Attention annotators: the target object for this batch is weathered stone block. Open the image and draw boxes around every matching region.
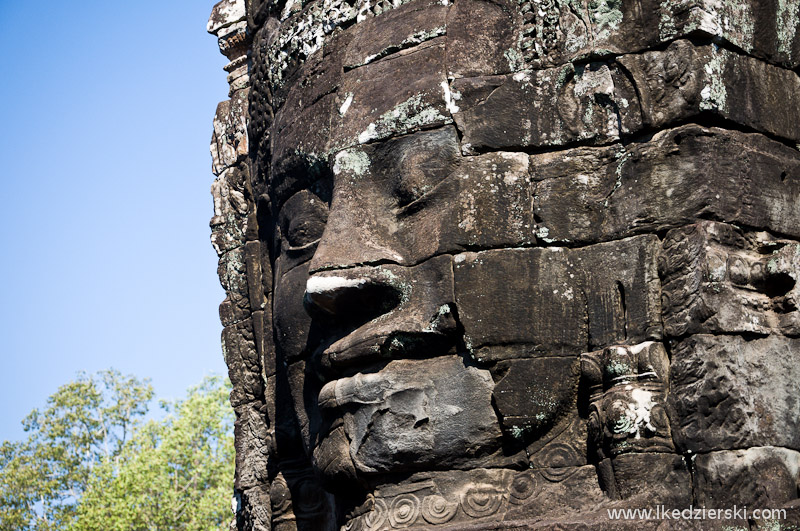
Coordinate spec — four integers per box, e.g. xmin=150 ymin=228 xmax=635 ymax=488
xmin=343 ymin=0 xmax=447 ymax=70
xmin=270 ymin=92 xmax=336 ymax=201
xmin=251 ymin=309 xmax=276 ymax=379
xmin=660 ymin=0 xmax=800 ymax=69
xmin=244 ymin=240 xmax=267 ymax=312
xmin=503 ymin=465 xmax=608 ymax=520
xmin=454 ymin=246 xmax=585 ymax=359
xmin=452 ymin=62 xmax=638 ymax=154
xmin=454 ymin=41 xmax=800 ymax=153
xmin=275 ymin=29 xmax=346 ymax=112
xmin=582 ymin=239 xmax=663 ymax=349
xmin=532 ymin=125 xmax=800 ymax=243
xmin=513 ymin=0 xmax=662 ymax=70
xmin=278 ymin=467 xmax=336 ymax=529
xmin=492 ymin=357 xmax=580 ymax=439
xmin=610 ymin=453 xmax=691 ymax=506
xmin=446 ymin=0 xmax=518 ymax=77
xmin=527 ymin=416 xmax=588 ymax=470
xmin=211 ymin=88 xmax=249 ymax=175
xmin=670 ymin=334 xmax=800 ymax=453
xmin=218 ymin=246 xmax=252 ymax=326
xmin=751 ymin=499 xmax=800 ymax=531
xmin=331 ymin=39 xmax=451 ymax=148
xmin=223 ymin=318 xmax=265 ymax=408
xmin=618 ymin=41 xmax=800 ymax=142
xmin=286 ymin=360 xmax=320 ymax=459
xmin=513 ymin=0 xmax=800 ymax=70
xmin=694 ymin=447 xmax=800 ymax=508
xmin=660 ymin=221 xmax=800 ymax=337
xmin=234 ymin=400 xmax=272 ymax=490
xmin=270 ymin=368 xmax=309 ymax=463
xmin=273 ymin=262 xmax=316 ymax=364
xmin=454 ymin=235 xmax=662 ymax=361
xmin=208 ymin=0 xmax=246 ymax=36
xmin=262 ymin=0 xmax=360 ymax=94
xmin=309 ymin=128 xmax=535 ymax=269
xmin=433 ymin=151 xmax=535 ymax=253
xmin=210 ymin=163 xmax=250 ymax=256
xmin=237 ymin=484 xmax=272 ymax=531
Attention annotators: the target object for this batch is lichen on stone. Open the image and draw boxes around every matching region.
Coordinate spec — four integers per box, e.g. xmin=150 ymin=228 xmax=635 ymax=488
xmin=357 ymin=92 xmax=450 ymax=144
xmin=699 ymin=46 xmax=728 ymax=112
xmin=776 ymin=0 xmax=799 ymax=57
xmin=333 ymin=148 xmax=371 ymax=176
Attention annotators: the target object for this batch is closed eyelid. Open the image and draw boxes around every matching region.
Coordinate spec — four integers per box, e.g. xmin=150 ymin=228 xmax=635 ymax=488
xmin=286 ymin=238 xmax=322 ymax=252
xmin=395 ymin=171 xmax=454 ymax=214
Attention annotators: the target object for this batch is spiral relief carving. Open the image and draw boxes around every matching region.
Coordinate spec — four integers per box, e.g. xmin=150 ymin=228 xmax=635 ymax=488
xmin=294 ymin=477 xmax=326 ymax=514
xmin=388 ymin=494 xmax=420 ymax=527
xmin=421 ymin=495 xmax=458 ymax=524
xmin=461 ymin=485 xmax=504 ymax=518
xmin=509 ymin=472 xmax=539 ymax=504
xmin=539 ymin=466 xmax=579 ymax=483
xmin=365 ymin=498 xmax=388 ymax=531
xmin=535 ymin=442 xmax=582 ymax=469
xmin=343 ymin=518 xmax=361 ymax=531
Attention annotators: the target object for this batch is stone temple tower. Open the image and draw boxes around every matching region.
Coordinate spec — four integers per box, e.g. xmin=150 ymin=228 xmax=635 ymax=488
xmin=208 ymin=0 xmax=800 ymax=529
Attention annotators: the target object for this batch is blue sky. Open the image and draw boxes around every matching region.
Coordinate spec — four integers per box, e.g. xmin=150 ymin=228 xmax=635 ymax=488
xmin=0 ymin=1 xmax=230 ymax=441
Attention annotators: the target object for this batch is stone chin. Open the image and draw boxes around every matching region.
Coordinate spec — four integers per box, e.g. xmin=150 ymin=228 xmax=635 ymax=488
xmin=312 ymin=356 xmax=503 ymax=484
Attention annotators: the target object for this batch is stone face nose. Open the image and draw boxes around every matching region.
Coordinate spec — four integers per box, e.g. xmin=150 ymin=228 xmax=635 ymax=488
xmin=305 ymin=275 xmax=368 ymax=315
xmin=307 ymin=206 xmax=406 ymax=273
xmin=306 ymin=257 xmax=458 ymax=376
xmin=303 ymin=270 xmax=404 ymax=326
xmin=308 ymin=146 xmax=408 ymax=273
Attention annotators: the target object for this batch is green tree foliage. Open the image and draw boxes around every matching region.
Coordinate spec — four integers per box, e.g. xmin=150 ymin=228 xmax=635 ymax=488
xmin=70 ymin=376 xmax=234 ymax=531
xmin=0 ymin=370 xmax=154 ymax=530
xmin=0 ymin=372 xmax=235 ymax=531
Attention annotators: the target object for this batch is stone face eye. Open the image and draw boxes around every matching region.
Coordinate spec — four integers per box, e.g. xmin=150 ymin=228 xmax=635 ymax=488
xmin=279 ymin=190 xmax=329 ymax=251
xmin=394 ymin=156 xmax=449 ymax=208
xmin=385 ymin=128 xmax=460 ymax=209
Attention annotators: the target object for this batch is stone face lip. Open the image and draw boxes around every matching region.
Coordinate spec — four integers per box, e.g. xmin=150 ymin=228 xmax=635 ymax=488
xmin=208 ymin=0 xmax=800 ymax=528
xmin=308 ymin=257 xmax=457 ymax=372
xmin=314 ymin=356 xmax=502 ymax=477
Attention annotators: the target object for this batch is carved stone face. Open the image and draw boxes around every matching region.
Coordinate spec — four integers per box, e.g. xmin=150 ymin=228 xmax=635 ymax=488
xmin=235 ymin=0 xmax=800 ymax=526
xmin=271 ymin=130 xmax=523 ymax=482
xmin=262 ymin=3 xmax=522 ymax=488
xmin=265 ymin=3 xmax=610 ymax=485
